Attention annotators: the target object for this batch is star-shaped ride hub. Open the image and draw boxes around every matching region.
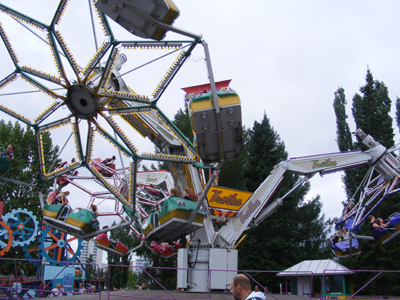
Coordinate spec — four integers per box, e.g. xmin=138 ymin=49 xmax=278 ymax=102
xmin=0 ymin=1 xmax=202 ymax=209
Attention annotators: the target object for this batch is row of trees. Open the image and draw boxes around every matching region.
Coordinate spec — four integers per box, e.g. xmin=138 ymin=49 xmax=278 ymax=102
xmin=333 ymin=69 xmax=400 ymax=295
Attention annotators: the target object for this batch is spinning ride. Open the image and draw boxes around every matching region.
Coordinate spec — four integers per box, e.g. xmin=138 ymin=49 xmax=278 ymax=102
xmin=0 ymin=0 xmax=229 ymax=249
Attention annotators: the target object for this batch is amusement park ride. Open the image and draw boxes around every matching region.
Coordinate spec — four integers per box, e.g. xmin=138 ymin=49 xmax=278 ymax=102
xmin=0 ymin=0 xmax=400 ymax=293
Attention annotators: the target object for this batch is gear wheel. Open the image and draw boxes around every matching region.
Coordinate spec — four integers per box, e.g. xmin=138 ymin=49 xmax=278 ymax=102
xmin=3 ymin=209 xmax=39 ymax=247
xmin=39 ymin=226 xmax=82 ymax=266
xmin=0 ymin=220 xmax=14 ymax=256
xmin=22 ymin=227 xmax=44 ymax=267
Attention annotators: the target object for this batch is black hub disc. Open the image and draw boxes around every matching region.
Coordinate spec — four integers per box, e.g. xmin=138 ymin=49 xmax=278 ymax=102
xmin=66 ymin=85 xmax=99 ymax=119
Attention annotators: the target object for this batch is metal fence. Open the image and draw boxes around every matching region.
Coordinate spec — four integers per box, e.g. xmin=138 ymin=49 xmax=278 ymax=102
xmin=0 ymin=257 xmax=398 ymax=300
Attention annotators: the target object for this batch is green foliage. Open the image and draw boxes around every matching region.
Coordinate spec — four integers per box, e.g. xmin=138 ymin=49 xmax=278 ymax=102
xmin=333 ymin=87 xmax=354 ymax=152
xmin=333 ymin=87 xmax=359 ymax=200
xmin=333 ymin=68 xmax=400 ymax=295
xmin=86 ymin=254 xmax=96 ymax=278
xmin=237 ymin=112 xmax=332 ymax=290
xmin=0 ymin=120 xmax=60 ymax=213
xmin=352 ymin=69 xmax=394 ymax=149
xmin=126 ymin=269 xmax=137 ymax=289
xmin=173 ymin=105 xmax=193 ymax=144
xmin=218 ymin=127 xmax=250 ymax=190
xmin=0 ymin=120 xmax=60 ymax=275
xmin=107 ymin=221 xmax=136 ymax=289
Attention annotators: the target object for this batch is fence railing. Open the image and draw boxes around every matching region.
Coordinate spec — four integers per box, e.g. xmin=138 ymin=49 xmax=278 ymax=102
xmin=0 ymin=257 xmax=398 ymax=300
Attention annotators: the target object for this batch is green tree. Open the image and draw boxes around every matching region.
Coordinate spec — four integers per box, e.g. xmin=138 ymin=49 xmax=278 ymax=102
xmin=333 ymin=87 xmax=358 ymax=200
xmin=172 ymin=105 xmax=193 ymax=144
xmin=0 ymin=120 xmax=60 ymax=275
xmin=352 ymin=69 xmax=394 ymax=149
xmin=86 ymin=254 xmax=96 ymax=278
xmin=107 ymin=221 xmax=136 ymax=289
xmin=218 ymin=127 xmax=250 ymax=190
xmin=237 ymin=113 xmax=331 ymax=290
xmin=126 ymin=268 xmax=137 ymax=289
xmin=0 ymin=120 xmax=60 ymax=213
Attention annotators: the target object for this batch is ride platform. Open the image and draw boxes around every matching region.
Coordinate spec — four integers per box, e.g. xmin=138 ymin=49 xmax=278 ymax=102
xmin=330 ymin=238 xmax=361 ymax=258
xmin=143 ymin=197 xmax=205 ymax=243
xmin=0 ymin=156 xmax=10 ymax=174
xmin=43 ymin=205 xmax=100 ymax=241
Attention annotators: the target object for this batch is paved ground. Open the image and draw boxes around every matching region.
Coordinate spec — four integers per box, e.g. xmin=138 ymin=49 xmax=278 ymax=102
xmin=58 ymin=290 xmax=313 ymax=300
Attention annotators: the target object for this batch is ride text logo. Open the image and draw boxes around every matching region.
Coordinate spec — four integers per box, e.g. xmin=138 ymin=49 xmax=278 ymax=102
xmin=311 ymin=158 xmax=337 ymax=169
xmin=208 ymin=190 xmax=243 ymax=206
xmin=238 ymin=199 xmax=261 ymax=224
xmin=206 ymin=187 xmax=253 ymax=211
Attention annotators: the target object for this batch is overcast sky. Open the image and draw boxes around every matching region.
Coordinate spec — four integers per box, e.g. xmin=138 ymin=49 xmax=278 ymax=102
xmin=1 ymin=0 xmax=400 ymax=260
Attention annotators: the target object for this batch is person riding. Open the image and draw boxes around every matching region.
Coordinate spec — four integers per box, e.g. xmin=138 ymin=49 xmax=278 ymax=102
xmin=342 ymin=227 xmax=349 ymax=240
xmin=183 ymin=188 xmax=198 ymax=202
xmin=68 ymin=158 xmax=78 ymax=175
xmin=87 ymin=204 xmax=99 ymax=218
xmin=331 ymin=231 xmax=343 ymax=244
xmin=376 ymin=217 xmax=396 ymax=231
xmin=367 ymin=215 xmax=395 ymax=232
xmin=343 ymin=201 xmax=355 ymax=217
xmin=0 ymin=144 xmax=15 ymax=161
xmin=102 ymin=156 xmax=116 ymax=166
xmin=169 ymin=187 xmax=182 ymax=198
xmin=53 ymin=191 xmax=70 ymax=205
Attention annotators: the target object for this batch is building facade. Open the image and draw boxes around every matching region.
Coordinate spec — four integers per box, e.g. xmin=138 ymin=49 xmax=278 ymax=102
xmin=79 ymin=239 xmax=103 ymax=270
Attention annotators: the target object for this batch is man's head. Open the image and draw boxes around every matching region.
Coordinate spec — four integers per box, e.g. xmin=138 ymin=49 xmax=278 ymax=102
xmin=230 ymin=274 xmax=252 ymax=300
xmin=6 ymin=144 xmax=15 ymax=153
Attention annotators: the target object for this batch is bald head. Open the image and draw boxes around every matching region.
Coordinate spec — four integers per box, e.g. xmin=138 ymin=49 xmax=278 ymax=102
xmin=231 ymin=274 xmax=252 ymax=300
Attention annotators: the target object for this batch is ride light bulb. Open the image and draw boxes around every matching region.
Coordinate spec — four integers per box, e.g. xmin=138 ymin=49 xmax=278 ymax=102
xmin=202 ymin=123 xmax=209 ymax=131
xmin=201 ymin=112 xmax=207 ymax=119
xmin=228 ymin=107 xmax=234 ymax=115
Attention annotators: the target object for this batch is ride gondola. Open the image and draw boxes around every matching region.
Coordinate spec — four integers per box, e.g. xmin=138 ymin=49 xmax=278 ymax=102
xmin=43 ymin=192 xmax=100 ymax=240
xmin=184 ymin=80 xmax=242 ymax=164
xmin=95 ymin=233 xmax=128 ymax=256
xmin=142 ymin=196 xmax=205 ymax=243
xmin=55 ymin=161 xmax=79 ymax=187
xmin=370 ymin=212 xmax=400 ymax=244
xmin=0 ymin=156 xmax=10 ymax=174
xmin=330 ymin=238 xmax=361 ymax=258
xmin=90 ymin=158 xmax=115 ymax=178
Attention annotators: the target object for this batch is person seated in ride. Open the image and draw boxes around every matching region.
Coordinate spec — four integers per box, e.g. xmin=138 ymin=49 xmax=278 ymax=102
xmin=183 ymin=188 xmax=198 ymax=202
xmin=367 ymin=215 xmax=392 ymax=232
xmin=102 ymin=156 xmax=116 ymax=167
xmin=331 ymin=230 xmax=343 ymax=245
xmin=101 ymin=156 xmax=116 ymax=175
xmin=68 ymin=158 xmax=78 ymax=176
xmin=0 ymin=144 xmax=15 ymax=161
xmin=87 ymin=204 xmax=99 ymax=218
xmin=342 ymin=226 xmax=349 ymax=240
xmin=53 ymin=191 xmax=70 ymax=205
xmin=169 ymin=187 xmax=182 ymax=198
xmin=343 ymin=201 xmax=355 ymax=217
xmin=376 ymin=217 xmax=396 ymax=231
